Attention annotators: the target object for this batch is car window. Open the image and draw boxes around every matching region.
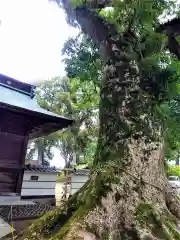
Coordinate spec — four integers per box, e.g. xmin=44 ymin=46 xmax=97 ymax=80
xmin=168 ymin=176 xmax=179 ymax=181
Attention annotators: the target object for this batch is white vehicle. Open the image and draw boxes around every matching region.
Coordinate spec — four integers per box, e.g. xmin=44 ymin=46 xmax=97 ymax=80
xmin=168 ymin=176 xmax=180 ymax=189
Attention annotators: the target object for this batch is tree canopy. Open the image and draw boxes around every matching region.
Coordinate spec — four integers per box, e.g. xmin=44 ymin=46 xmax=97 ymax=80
xmin=32 ymin=75 xmax=99 ymax=167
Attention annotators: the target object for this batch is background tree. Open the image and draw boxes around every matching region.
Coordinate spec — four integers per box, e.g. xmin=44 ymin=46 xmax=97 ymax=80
xmin=26 ymin=33 xmax=102 ymax=168
xmin=19 ymin=1 xmax=180 ymax=239
xmin=26 ymin=138 xmax=54 ymax=166
xmin=62 ymin=33 xmax=102 ymax=87
xmin=36 ymin=76 xmax=99 ymax=167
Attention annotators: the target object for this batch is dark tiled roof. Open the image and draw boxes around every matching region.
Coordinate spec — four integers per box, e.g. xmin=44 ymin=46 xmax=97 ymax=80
xmin=24 ymin=164 xmax=60 ymax=173
xmin=0 ymin=74 xmax=72 ymax=121
xmin=73 ymin=168 xmax=90 ymax=176
xmin=0 ymin=73 xmax=36 ymax=98
xmin=0 ymin=203 xmax=55 ymax=221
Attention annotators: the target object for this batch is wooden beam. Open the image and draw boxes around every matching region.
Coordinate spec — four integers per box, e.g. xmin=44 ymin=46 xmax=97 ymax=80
xmin=16 ymin=136 xmax=29 ymax=194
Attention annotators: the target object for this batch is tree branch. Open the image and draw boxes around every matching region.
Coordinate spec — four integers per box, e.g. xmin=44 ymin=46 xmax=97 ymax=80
xmin=74 ymin=6 xmax=116 ymax=46
xmin=159 ymin=98 xmax=180 ymax=104
xmin=51 ymin=0 xmax=111 ymax=10
xmin=51 ymin=0 xmax=118 ymax=56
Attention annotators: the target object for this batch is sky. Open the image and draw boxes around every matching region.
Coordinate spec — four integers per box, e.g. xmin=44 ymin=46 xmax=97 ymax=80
xmin=0 ymin=0 xmax=78 ymax=84
xmin=0 ymin=0 xmax=78 ymax=167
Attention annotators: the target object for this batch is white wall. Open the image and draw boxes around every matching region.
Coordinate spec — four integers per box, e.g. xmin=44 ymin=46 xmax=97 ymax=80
xmin=21 ymin=171 xmax=57 ymax=197
xmin=71 ymin=175 xmax=89 ymax=195
xmin=23 ymin=172 xmax=56 ymax=181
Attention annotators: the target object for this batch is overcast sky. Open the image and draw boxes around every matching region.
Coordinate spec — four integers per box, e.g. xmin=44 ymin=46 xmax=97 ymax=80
xmin=0 ymin=0 xmax=79 ymax=167
xmin=0 ymin=0 xmax=78 ymax=84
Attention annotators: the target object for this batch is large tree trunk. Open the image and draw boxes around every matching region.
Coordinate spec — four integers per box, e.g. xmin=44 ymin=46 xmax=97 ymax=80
xmin=17 ymin=43 xmax=180 ymax=240
xmin=16 ymin=3 xmax=180 ymax=240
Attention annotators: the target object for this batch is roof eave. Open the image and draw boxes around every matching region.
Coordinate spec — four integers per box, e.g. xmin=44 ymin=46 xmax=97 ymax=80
xmin=29 ymin=121 xmax=73 ymax=139
xmin=0 ymin=101 xmax=74 ymax=138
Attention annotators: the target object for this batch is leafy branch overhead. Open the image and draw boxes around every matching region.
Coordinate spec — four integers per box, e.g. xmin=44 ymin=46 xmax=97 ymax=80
xmin=54 ymin=0 xmax=180 ymax=103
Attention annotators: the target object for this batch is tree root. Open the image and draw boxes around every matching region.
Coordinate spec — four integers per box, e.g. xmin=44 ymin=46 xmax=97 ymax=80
xmin=15 ymin=179 xmax=91 ymax=240
xmin=16 ymin=172 xmax=180 ymax=240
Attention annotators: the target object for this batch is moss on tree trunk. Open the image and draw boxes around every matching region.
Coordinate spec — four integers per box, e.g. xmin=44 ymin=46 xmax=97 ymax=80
xmin=16 ymin=38 xmax=180 ymax=239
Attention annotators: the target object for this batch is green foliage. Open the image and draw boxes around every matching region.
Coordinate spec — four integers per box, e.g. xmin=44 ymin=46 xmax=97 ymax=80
xmin=164 ymin=103 xmax=180 ymax=160
xmin=101 ymin=0 xmax=177 ymax=31
xmin=61 ymin=33 xmax=103 ymax=167
xmin=168 ymin=165 xmax=180 ymax=177
xmin=153 ymin=60 xmax=180 ymax=159
xmin=36 ymin=76 xmax=99 ymax=167
xmin=83 ymin=140 xmax=97 ymax=167
xmin=62 ymin=34 xmax=102 ymax=86
xmin=26 ymin=137 xmax=54 ymax=166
